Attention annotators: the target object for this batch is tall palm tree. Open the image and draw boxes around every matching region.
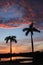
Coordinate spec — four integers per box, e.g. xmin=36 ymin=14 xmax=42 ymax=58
xmin=23 ymin=22 xmax=40 ymax=52
xmin=5 ymin=36 xmax=17 ymax=61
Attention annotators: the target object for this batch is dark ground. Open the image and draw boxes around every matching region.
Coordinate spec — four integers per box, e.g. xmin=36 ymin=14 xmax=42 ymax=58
xmin=0 ymin=51 xmax=43 ymax=65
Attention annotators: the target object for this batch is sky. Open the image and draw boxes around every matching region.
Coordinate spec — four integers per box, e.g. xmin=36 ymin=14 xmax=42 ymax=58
xmin=0 ymin=0 xmax=43 ymax=53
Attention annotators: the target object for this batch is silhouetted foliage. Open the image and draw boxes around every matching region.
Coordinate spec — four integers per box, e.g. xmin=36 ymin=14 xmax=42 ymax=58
xmin=23 ymin=22 xmax=40 ymax=52
xmin=5 ymin=36 xmax=17 ymax=43
xmin=5 ymin=36 xmax=17 ymax=61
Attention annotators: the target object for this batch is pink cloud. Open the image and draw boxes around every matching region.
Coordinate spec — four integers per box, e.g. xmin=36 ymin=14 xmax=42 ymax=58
xmin=0 ymin=21 xmax=32 ymax=29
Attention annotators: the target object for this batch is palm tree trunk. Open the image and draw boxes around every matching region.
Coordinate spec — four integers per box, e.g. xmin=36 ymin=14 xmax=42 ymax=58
xmin=31 ymin=33 xmax=34 ymax=52
xmin=10 ymin=42 xmax=12 ymax=61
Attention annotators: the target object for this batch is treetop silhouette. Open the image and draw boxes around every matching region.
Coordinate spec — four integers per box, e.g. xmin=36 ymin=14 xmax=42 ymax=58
xmin=5 ymin=35 xmax=17 ymax=61
xmin=23 ymin=22 xmax=40 ymax=52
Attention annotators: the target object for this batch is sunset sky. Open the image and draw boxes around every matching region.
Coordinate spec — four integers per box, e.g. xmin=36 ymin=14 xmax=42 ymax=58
xmin=0 ymin=0 xmax=43 ymax=53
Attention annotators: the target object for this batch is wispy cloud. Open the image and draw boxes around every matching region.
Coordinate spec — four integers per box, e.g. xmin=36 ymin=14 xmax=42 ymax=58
xmin=0 ymin=0 xmax=43 ymax=29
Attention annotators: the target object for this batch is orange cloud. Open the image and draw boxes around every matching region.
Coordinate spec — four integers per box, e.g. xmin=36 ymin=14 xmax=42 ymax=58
xmin=0 ymin=20 xmax=32 ymax=29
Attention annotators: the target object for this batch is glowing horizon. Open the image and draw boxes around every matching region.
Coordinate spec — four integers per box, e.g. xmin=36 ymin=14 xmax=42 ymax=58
xmin=0 ymin=40 xmax=43 ymax=54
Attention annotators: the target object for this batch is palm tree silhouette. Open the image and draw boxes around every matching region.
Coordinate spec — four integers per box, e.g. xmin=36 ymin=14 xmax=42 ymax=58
xmin=5 ymin=36 xmax=17 ymax=61
xmin=23 ymin=22 xmax=40 ymax=52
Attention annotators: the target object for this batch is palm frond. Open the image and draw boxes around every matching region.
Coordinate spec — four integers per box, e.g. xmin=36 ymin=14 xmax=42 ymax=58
xmin=33 ymin=27 xmax=40 ymax=33
xmin=23 ymin=28 xmax=29 ymax=32
xmin=5 ymin=36 xmax=10 ymax=43
xmin=25 ymin=30 xmax=29 ymax=36
xmin=13 ymin=39 xmax=17 ymax=43
xmin=6 ymin=40 xmax=8 ymax=43
xmin=4 ymin=37 xmax=8 ymax=40
xmin=9 ymin=36 xmax=11 ymax=39
xmin=12 ymin=36 xmax=16 ymax=38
